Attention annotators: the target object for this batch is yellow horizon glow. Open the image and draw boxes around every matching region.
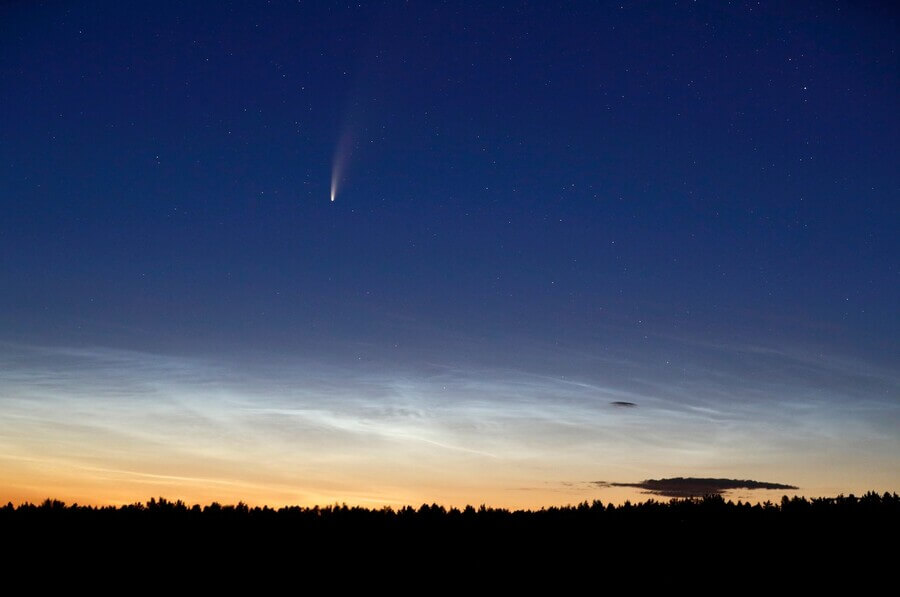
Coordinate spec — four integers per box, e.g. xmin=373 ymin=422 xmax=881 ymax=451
xmin=1 ymin=448 xmax=890 ymax=510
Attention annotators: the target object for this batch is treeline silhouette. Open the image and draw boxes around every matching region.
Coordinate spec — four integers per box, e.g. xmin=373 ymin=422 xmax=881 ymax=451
xmin=5 ymin=492 xmax=897 ymax=579
xmin=6 ymin=490 xmax=898 ymax=522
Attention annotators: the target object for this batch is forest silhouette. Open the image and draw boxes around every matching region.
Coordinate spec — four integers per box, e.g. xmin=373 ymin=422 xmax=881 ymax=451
xmin=6 ymin=492 xmax=898 ymax=543
xmin=5 ymin=492 xmax=897 ymax=579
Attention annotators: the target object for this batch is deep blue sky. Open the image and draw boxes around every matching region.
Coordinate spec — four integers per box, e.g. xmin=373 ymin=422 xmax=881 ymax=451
xmin=1 ymin=1 xmax=897 ymax=506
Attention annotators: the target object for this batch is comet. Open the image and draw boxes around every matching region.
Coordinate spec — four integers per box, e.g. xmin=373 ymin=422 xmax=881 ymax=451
xmin=330 ymin=128 xmax=353 ymax=202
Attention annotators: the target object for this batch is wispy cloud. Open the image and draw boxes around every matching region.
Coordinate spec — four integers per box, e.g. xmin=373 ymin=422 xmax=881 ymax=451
xmin=0 ymin=335 xmax=897 ymax=506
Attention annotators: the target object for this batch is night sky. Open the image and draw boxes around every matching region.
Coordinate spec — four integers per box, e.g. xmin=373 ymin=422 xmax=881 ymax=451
xmin=1 ymin=1 xmax=897 ymax=507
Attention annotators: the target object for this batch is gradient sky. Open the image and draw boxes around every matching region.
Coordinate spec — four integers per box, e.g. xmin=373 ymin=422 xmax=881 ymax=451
xmin=1 ymin=1 xmax=897 ymax=508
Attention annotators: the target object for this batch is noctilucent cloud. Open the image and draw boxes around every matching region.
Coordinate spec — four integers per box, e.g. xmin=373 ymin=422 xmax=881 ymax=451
xmin=1 ymin=1 xmax=897 ymax=507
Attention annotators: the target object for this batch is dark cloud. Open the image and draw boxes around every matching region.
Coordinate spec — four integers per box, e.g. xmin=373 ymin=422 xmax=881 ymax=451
xmin=596 ymin=477 xmax=798 ymax=498
xmin=609 ymin=401 xmax=637 ymax=408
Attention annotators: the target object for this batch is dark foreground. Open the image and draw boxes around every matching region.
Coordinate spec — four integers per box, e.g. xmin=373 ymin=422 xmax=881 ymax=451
xmin=3 ymin=492 xmax=897 ymax=584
